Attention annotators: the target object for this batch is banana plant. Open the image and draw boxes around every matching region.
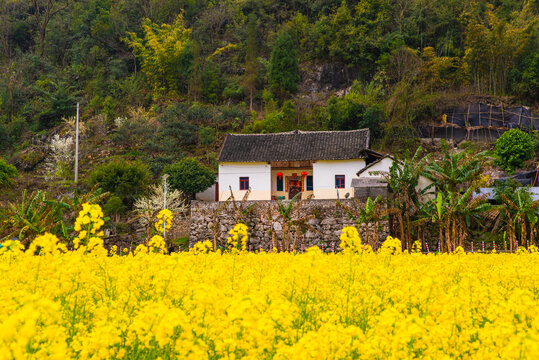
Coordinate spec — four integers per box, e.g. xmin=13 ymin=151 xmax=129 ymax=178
xmin=272 ymin=192 xmax=319 ymax=251
xmin=429 ymin=187 xmax=491 ymax=252
xmin=371 ymin=147 xmax=430 ymax=249
xmin=337 ymin=195 xmax=395 ymax=248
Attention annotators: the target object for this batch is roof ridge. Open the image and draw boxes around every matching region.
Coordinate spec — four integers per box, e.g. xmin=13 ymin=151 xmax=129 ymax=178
xmin=228 ymin=128 xmax=370 ymax=136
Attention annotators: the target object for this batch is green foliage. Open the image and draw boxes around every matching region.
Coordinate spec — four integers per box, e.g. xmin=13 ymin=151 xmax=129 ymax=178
xmin=325 ymin=88 xmax=384 ymax=136
xmin=145 ymin=104 xmax=198 ymax=155
xmin=424 ymin=141 xmax=487 ymax=194
xmin=198 ymin=126 xmax=216 ymax=146
xmin=164 ymin=158 xmax=215 ymax=197
xmin=0 ymin=158 xmax=17 ymax=188
xmin=126 ymin=14 xmax=192 ymax=95
xmin=87 ymin=161 xmax=151 ymax=206
xmin=495 ymin=129 xmax=534 ymax=174
xmin=268 ymin=29 xmax=299 ymax=97
xmin=510 ymin=50 xmax=539 ymax=103
xmin=103 ymin=196 xmax=127 ymax=217
xmin=0 ymin=190 xmax=69 ymax=244
xmin=0 ymin=0 xmax=537 ymax=158
xmin=0 ymin=187 xmax=107 ymax=244
xmin=243 ymin=100 xmax=296 ymax=133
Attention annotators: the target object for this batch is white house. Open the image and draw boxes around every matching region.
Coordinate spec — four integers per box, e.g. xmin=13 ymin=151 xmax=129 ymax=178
xmin=217 ymin=129 xmax=371 ymax=201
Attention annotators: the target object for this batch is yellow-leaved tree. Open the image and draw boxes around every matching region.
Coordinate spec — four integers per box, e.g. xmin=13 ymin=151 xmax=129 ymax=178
xmin=126 ymin=14 xmax=192 ymax=95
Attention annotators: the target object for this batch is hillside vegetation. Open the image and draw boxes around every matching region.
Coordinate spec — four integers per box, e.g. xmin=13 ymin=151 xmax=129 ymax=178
xmin=0 ymin=0 xmax=537 ymax=198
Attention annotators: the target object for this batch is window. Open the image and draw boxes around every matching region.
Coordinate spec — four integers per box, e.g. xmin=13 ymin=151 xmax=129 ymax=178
xmin=335 ymin=175 xmax=345 ymax=189
xmin=276 ymin=176 xmax=283 ymax=191
xmin=306 ymin=175 xmax=313 ymax=191
xmin=239 ymin=177 xmax=249 ymax=190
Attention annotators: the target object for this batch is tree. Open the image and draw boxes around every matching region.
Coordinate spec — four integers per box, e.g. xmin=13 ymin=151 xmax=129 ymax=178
xmin=133 ymin=184 xmax=187 ymax=242
xmin=164 ymin=158 xmax=215 ymax=199
xmin=0 ymin=157 xmax=17 ymax=188
xmin=424 ymin=141 xmax=487 ymax=194
xmin=126 ymin=14 xmax=192 ymax=94
xmin=371 ymin=147 xmax=430 ymax=249
xmin=268 ymin=29 xmax=300 ymax=97
xmin=337 ymin=195 xmax=394 ymax=249
xmin=494 ymin=181 xmax=539 ymax=251
xmin=30 ymin=0 xmax=74 ymax=55
xmin=243 ymin=14 xmax=258 ymax=111
xmin=87 ymin=161 xmax=151 ymax=207
xmin=429 ymin=186 xmax=490 ymax=252
xmin=495 ymin=129 xmax=534 ymax=174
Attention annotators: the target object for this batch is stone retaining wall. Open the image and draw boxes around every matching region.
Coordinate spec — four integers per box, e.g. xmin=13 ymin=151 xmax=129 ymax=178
xmin=189 ymin=199 xmax=389 ymax=251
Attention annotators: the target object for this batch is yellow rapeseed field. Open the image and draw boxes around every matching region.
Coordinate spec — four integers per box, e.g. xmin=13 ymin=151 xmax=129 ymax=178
xmin=1 ymin=206 xmax=539 ymax=359
xmin=1 ymin=245 xmax=539 ymax=359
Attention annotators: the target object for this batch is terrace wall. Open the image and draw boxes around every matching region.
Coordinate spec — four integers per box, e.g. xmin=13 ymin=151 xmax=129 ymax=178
xmin=189 ymin=199 xmax=389 ymax=251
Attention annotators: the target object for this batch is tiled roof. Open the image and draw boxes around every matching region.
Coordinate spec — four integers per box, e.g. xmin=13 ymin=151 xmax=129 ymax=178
xmin=218 ymin=129 xmax=370 ymax=162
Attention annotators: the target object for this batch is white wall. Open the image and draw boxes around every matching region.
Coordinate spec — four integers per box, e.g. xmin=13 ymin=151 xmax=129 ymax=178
xmin=218 ymin=162 xmax=271 ymax=200
xmin=195 ymin=183 xmax=216 ymax=201
xmin=357 ymin=157 xmax=394 ymax=178
xmin=313 ymin=159 xmax=365 ymax=199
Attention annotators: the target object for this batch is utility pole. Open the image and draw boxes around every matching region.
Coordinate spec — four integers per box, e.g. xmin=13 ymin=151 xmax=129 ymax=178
xmin=74 ymin=102 xmax=79 ymax=184
xmin=163 ymin=174 xmax=169 ymax=241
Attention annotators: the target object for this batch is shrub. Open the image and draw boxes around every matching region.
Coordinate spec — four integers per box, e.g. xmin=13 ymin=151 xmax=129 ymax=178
xmin=198 ymin=127 xmax=216 ymax=145
xmin=103 ymin=196 xmax=127 ymax=221
xmin=164 ymin=158 xmax=215 ymax=198
xmin=87 ymin=161 xmax=151 ymax=206
xmin=495 ymin=129 xmax=534 ymax=174
xmin=0 ymin=158 xmax=18 ymax=187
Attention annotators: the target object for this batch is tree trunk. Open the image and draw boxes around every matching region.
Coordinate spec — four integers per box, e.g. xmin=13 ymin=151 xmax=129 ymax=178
xmin=521 ymin=220 xmax=526 ymax=247
xmin=398 ymin=212 xmax=405 ymax=248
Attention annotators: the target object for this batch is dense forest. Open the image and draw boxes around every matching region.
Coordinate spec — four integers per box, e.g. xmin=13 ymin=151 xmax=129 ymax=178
xmin=0 ymin=0 xmax=538 ymax=177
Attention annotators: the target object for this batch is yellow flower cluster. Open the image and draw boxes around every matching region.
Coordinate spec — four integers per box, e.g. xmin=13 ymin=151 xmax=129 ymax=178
xmin=74 ymin=203 xmax=104 ymax=233
xmin=190 ymin=239 xmax=213 ymax=254
xmin=155 ymin=209 xmax=173 ymax=233
xmin=411 ymin=240 xmax=422 ymax=253
xmin=0 ymin=239 xmax=24 ymax=256
xmin=378 ymin=235 xmax=402 ymax=255
xmin=27 ymin=232 xmax=68 ymax=255
xmin=72 ymin=203 xmax=105 ymax=252
xmin=339 ymin=226 xmax=373 ymax=253
xmin=453 ymin=245 xmax=466 ymax=255
xmin=227 ymin=223 xmax=248 ymax=251
xmin=1 ymin=245 xmax=539 ymax=359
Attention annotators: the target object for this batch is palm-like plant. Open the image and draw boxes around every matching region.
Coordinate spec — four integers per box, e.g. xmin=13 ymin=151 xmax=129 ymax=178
xmin=495 ymin=186 xmax=539 ymax=251
xmin=424 ymin=142 xmax=487 ymax=194
xmin=337 ymin=196 xmax=395 ymax=249
xmin=371 ymin=147 xmax=430 ymax=249
xmin=227 ymin=186 xmax=257 ymax=225
xmin=431 ymin=187 xmax=491 ymax=252
xmin=271 ymin=193 xmax=319 ymax=251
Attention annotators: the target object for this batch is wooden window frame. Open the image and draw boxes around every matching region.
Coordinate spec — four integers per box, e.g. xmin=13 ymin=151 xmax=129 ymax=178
xmin=306 ymin=175 xmax=313 ymax=191
xmin=335 ymin=175 xmax=345 ymax=189
xmin=276 ymin=176 xmax=283 ymax=191
xmin=239 ymin=177 xmax=249 ymax=190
